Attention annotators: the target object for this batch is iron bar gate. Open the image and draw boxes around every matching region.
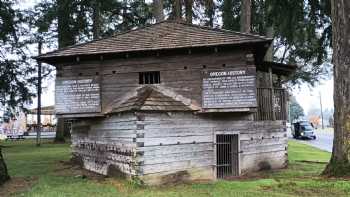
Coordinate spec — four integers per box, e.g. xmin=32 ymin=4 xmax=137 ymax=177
xmin=216 ymin=134 xmax=239 ymax=179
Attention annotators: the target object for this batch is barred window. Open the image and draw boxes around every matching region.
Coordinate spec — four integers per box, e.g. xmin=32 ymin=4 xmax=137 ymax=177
xmin=139 ymin=71 xmax=161 ymax=84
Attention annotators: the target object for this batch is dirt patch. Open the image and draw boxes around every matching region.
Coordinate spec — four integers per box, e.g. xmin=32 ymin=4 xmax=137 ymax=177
xmin=319 ymin=175 xmax=350 ymax=181
xmin=296 ymin=160 xmax=328 ymax=164
xmin=160 ymin=171 xmax=191 ymax=185
xmin=106 ymin=179 xmax=129 ymax=193
xmin=0 ymin=177 xmax=37 ymax=197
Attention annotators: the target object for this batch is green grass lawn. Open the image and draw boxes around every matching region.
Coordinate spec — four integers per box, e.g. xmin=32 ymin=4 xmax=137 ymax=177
xmin=1 ymin=139 xmax=349 ymax=197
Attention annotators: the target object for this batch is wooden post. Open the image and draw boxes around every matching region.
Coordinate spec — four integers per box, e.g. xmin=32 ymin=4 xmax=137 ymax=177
xmin=286 ymin=90 xmax=290 ymax=122
xmin=269 ymin=67 xmax=276 ymax=121
xmin=36 ymin=41 xmax=42 ymax=147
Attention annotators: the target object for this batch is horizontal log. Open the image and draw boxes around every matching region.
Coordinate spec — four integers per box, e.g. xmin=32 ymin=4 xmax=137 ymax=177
xmin=241 ymin=144 xmax=287 ymax=155
xmin=240 ymin=137 xmax=288 ymax=148
xmin=138 ymin=150 xmax=214 ymax=165
xmin=140 ymin=157 xmax=214 ymax=174
xmin=137 ymin=143 xmax=213 ymax=156
xmin=137 ymin=135 xmax=213 ymax=146
xmin=140 ymin=166 xmax=214 ymax=185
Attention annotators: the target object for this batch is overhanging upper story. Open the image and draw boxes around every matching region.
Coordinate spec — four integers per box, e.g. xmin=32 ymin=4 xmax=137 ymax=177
xmin=35 ymin=20 xmax=297 ymax=119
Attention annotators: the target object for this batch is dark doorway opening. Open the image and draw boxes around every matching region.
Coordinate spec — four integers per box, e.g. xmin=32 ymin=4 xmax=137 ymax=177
xmin=216 ymin=134 xmax=239 ymax=179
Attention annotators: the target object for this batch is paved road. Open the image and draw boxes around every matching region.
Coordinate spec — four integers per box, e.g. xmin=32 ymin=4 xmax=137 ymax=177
xmin=289 ymin=130 xmax=333 ymax=152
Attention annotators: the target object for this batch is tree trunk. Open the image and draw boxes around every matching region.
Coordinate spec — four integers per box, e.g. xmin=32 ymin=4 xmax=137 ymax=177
xmin=205 ymin=0 xmax=215 ymax=27
xmin=92 ymin=0 xmax=101 ymax=39
xmin=323 ymin=0 xmax=350 ymax=176
xmin=240 ymin=0 xmax=251 ymax=32
xmin=222 ymin=0 xmax=235 ymax=30
xmin=153 ymin=0 xmax=164 ymax=22
xmin=121 ymin=0 xmax=128 ymax=31
xmin=173 ymin=0 xmax=182 ymax=21
xmin=55 ymin=0 xmax=75 ymax=142
xmin=258 ymin=3 xmax=274 ymax=88
xmin=0 ymin=147 xmax=10 ymax=185
xmin=57 ymin=0 xmax=75 ymax=48
xmin=56 ymin=0 xmax=75 ymax=142
xmin=184 ymin=0 xmax=193 ymax=24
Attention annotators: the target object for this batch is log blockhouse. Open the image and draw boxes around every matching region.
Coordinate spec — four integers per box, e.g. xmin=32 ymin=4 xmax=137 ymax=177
xmin=36 ymin=21 xmax=296 ymax=185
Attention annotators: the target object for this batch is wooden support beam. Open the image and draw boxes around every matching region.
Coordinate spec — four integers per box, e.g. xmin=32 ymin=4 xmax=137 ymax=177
xmin=269 ymin=66 xmax=276 ymax=121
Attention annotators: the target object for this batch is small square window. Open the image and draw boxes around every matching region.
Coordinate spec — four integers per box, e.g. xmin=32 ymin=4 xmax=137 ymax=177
xmin=139 ymin=71 xmax=161 ymax=84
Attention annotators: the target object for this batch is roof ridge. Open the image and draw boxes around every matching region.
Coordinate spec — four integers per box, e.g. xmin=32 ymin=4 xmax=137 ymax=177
xmin=165 ymin=20 xmax=272 ymax=40
xmin=135 ymin=86 xmax=154 ymax=108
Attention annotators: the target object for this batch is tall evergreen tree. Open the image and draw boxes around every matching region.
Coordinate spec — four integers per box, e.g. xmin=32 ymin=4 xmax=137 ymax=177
xmin=259 ymin=0 xmax=331 ymax=86
xmin=221 ymin=0 xmax=241 ymax=30
xmin=55 ymin=0 xmax=77 ymax=142
xmin=221 ymin=0 xmax=332 ymax=86
xmin=323 ymin=0 xmax=350 ymax=176
xmin=57 ymin=0 xmax=76 ymax=48
xmin=0 ymin=0 xmax=36 ymax=184
xmin=0 ymin=0 xmax=35 ymax=119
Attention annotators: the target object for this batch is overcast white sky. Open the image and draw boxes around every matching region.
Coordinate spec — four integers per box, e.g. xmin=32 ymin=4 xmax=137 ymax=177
xmin=293 ymin=78 xmax=333 ymax=113
xmin=23 ymin=0 xmax=334 ymax=114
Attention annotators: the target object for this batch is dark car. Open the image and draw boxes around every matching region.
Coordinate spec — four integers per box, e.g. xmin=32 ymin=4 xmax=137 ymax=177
xmin=292 ymin=121 xmax=316 ymax=140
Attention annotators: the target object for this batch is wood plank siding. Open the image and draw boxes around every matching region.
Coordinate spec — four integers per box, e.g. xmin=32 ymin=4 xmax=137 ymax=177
xmin=71 ymin=112 xmax=287 ymax=185
xmin=71 ymin=113 xmax=138 ymax=177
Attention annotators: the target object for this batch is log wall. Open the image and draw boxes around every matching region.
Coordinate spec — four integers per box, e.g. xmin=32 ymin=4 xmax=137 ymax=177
xmin=71 ymin=113 xmax=138 ymax=177
xmin=134 ymin=112 xmax=287 ymax=185
xmin=56 ymin=50 xmax=250 ymax=113
xmin=71 ymin=111 xmax=287 ymax=185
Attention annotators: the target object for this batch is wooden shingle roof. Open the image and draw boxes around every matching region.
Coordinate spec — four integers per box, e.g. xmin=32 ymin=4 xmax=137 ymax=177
xmin=108 ymin=85 xmax=199 ymax=113
xmin=37 ymin=20 xmax=272 ymax=61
